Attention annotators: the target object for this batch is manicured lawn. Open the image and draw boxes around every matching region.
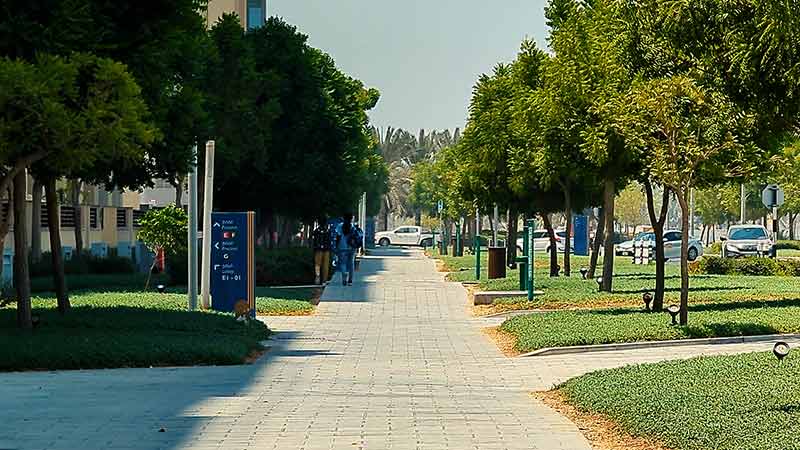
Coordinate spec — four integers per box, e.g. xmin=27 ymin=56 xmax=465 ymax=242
xmin=1 ymin=291 xmax=270 ymax=371
xmin=500 ymin=299 xmax=800 ymax=352
xmin=255 ymin=287 xmax=317 ymax=315
xmin=432 ymin=251 xmax=800 ymax=309
xmin=559 ymin=351 xmax=800 ymax=450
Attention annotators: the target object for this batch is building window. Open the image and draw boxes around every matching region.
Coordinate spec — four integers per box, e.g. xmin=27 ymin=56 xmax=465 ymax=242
xmin=117 ymin=208 xmax=128 ymax=228
xmin=132 ymin=209 xmax=146 ymax=228
xmin=61 ymin=207 xmax=76 ymax=228
xmin=247 ymin=0 xmax=265 ymax=30
xmin=90 ymin=207 xmax=101 ymax=229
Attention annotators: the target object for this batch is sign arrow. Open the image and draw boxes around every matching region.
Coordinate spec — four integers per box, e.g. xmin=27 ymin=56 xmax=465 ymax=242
xmin=214 ymin=242 xmax=220 ymax=250
xmin=213 ymin=222 xmax=221 ymax=228
xmin=214 ymin=264 xmax=220 ymax=271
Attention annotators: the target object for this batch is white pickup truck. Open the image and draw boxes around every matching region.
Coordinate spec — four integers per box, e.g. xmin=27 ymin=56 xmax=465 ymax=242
xmin=375 ymin=226 xmax=435 ymax=247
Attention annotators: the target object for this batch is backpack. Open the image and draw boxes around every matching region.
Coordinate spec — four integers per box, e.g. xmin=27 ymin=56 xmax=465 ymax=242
xmin=347 ymin=228 xmax=363 ymax=249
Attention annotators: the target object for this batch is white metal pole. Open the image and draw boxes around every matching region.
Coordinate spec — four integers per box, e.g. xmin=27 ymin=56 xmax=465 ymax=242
xmin=187 ymin=145 xmax=198 ymax=311
xmin=200 ymin=141 xmax=215 ymax=309
xmin=740 ymin=184 xmax=746 ymax=224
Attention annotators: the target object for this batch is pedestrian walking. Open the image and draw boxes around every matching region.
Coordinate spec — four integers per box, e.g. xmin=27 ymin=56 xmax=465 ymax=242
xmin=312 ymin=221 xmax=332 ymax=285
xmin=334 ymin=213 xmax=362 ymax=286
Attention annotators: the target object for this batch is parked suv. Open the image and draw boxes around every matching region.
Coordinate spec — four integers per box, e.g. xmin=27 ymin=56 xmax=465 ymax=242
xmin=375 ymin=226 xmax=435 ymax=247
xmin=722 ymin=225 xmax=774 ymax=258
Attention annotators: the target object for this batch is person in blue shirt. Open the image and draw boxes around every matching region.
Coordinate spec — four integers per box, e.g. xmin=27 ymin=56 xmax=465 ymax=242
xmin=334 ymin=213 xmax=363 ymax=286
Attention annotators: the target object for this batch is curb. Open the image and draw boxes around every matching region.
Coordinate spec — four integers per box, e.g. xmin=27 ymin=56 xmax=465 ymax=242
xmin=519 ymin=333 xmax=800 ymax=357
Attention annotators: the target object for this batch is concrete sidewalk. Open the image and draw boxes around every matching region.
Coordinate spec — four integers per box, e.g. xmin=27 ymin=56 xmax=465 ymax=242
xmin=0 ymin=247 xmax=789 ymax=450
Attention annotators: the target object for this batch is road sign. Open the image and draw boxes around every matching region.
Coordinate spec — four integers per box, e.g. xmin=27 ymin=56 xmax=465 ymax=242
xmin=210 ymin=212 xmax=255 ymax=317
xmin=762 ymin=184 xmax=785 ymax=208
xmin=437 ymin=200 xmax=444 ymax=214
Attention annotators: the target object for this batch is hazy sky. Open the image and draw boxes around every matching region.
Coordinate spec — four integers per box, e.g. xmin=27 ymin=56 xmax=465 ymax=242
xmin=269 ymin=0 xmax=549 ymax=132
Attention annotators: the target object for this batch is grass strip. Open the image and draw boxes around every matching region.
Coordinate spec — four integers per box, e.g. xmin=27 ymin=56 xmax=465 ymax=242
xmin=501 ymin=300 xmax=800 ymax=353
xmin=559 ymin=352 xmax=800 ymax=450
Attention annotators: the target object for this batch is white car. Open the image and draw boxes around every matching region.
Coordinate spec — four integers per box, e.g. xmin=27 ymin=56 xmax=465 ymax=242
xmin=375 ymin=226 xmax=435 ymax=247
xmin=616 ymin=230 xmax=704 ymax=261
xmin=722 ymin=225 xmax=774 ymax=258
xmin=516 ymin=230 xmax=573 ymax=253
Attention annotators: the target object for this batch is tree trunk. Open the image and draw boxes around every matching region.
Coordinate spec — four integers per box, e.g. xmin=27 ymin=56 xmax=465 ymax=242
xmin=507 ymin=208 xmax=518 ymax=267
xmin=13 ymin=172 xmax=31 ymax=329
xmin=174 ymin=178 xmax=184 ymax=207
xmin=588 ymin=207 xmax=604 ymax=279
xmin=601 ymin=177 xmax=616 ymax=292
xmin=644 ymin=180 xmax=669 ymax=312
xmin=790 ymin=213 xmax=796 ymax=241
xmin=45 ymin=179 xmax=70 ymax=314
xmin=71 ymin=181 xmax=83 ymax=255
xmin=0 ymin=186 xmax=13 ymax=288
xmin=31 ymin=178 xmax=42 ymax=262
xmin=414 ymin=209 xmax=421 ymax=226
xmin=676 ymin=188 xmax=691 ymax=326
xmin=542 ymin=214 xmax=559 ymax=277
xmin=561 ymin=182 xmax=572 ymax=277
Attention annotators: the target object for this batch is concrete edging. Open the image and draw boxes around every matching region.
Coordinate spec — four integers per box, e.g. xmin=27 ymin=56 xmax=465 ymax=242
xmin=519 ymin=333 xmax=800 ymax=357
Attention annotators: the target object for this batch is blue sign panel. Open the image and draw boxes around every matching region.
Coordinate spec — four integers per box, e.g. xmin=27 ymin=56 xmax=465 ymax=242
xmin=573 ymin=215 xmax=589 ymax=256
xmin=210 ymin=212 xmax=255 ymax=317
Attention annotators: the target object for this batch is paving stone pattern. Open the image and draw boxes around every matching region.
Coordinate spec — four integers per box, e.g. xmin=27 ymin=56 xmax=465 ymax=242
xmin=1 ymin=248 xmax=791 ymax=450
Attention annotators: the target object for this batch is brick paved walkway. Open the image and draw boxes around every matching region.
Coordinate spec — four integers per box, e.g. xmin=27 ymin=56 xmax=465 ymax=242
xmin=1 ymin=248 xmax=792 ymax=450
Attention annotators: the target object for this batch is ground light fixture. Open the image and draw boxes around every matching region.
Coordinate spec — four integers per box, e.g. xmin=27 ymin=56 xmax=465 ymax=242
xmin=595 ymin=277 xmax=603 ymax=290
xmin=666 ymin=304 xmax=680 ymax=326
xmin=580 ymin=267 xmax=588 ymax=279
xmin=643 ymin=292 xmax=653 ymax=311
xmin=774 ymin=342 xmax=791 ymax=362
xmin=156 ymin=284 xmax=167 ymax=294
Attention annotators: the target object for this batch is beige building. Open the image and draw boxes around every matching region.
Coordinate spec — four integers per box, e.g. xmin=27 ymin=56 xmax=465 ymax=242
xmin=206 ymin=0 xmax=268 ymax=30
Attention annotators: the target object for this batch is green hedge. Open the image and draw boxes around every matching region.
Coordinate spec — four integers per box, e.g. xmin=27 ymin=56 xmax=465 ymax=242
xmin=255 ymin=247 xmax=314 ymax=286
xmin=165 ymin=247 xmax=315 ymax=286
xmin=30 ymin=251 xmax=135 ymax=277
xmin=776 ymin=240 xmax=800 ymax=250
xmin=693 ymin=255 xmax=800 ymax=276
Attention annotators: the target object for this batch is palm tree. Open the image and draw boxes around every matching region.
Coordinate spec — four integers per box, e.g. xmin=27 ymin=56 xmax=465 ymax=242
xmin=372 ymin=126 xmax=462 ymax=229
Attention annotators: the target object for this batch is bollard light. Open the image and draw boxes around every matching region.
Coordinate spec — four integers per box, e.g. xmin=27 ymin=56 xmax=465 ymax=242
xmin=595 ymin=277 xmax=603 ymax=290
xmin=156 ymin=284 xmax=166 ymax=294
xmin=580 ymin=267 xmax=588 ymax=279
xmin=31 ymin=314 xmax=41 ymax=329
xmin=643 ymin=292 xmax=653 ymax=311
xmin=666 ymin=304 xmax=680 ymax=326
xmin=774 ymin=342 xmax=791 ymax=362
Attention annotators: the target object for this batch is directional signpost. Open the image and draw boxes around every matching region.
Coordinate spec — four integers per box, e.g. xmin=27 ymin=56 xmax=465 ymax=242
xmin=210 ymin=212 xmax=256 ymax=318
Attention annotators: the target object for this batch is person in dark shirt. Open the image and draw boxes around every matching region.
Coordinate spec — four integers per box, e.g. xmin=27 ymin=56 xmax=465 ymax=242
xmin=312 ymin=222 xmax=332 ymax=285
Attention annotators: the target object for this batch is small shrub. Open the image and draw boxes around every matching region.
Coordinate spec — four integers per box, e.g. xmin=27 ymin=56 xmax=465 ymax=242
xmin=30 ymin=252 xmax=135 ymax=277
xmin=708 ymin=241 xmax=723 ymax=254
xmin=776 ymin=240 xmax=800 ymax=250
xmin=255 ymin=247 xmax=314 ymax=286
xmin=695 ymin=255 xmax=800 ymax=277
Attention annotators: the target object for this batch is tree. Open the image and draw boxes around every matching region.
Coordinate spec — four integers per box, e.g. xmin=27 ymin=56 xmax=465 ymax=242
xmin=29 ymin=53 xmax=157 ymax=315
xmin=615 ymin=183 xmax=647 ymax=234
xmin=613 ymin=76 xmax=759 ymax=325
xmin=774 ymin=142 xmax=800 ymax=239
xmin=0 ymin=57 xmax=74 ymax=327
xmin=545 ymin=0 xmax=638 ymax=289
xmin=137 ymin=205 xmax=188 ymax=290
